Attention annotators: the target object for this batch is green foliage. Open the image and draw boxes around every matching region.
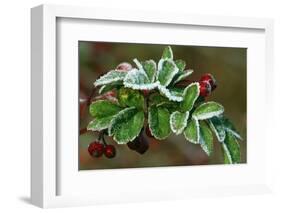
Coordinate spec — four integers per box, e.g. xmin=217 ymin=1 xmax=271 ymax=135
xmin=170 ymin=111 xmax=189 ymax=135
xmin=199 ymin=121 xmax=213 ymax=156
xmin=148 ymin=105 xmax=171 ymax=139
xmin=88 ymin=46 xmax=243 ymax=164
xmin=108 ymin=107 xmax=144 ymax=144
xmin=192 ymin=101 xmax=224 ymax=120
xmin=117 ymin=87 xmax=144 ymax=109
xmin=222 ymin=131 xmax=241 ymax=164
xmin=184 ymin=118 xmax=199 ymax=144
xmin=180 ymin=82 xmax=200 ymax=112
xmin=87 ymin=100 xmax=122 ymax=131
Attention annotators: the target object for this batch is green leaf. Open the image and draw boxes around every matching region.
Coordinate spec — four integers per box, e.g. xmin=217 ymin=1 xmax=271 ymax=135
xmin=142 ymin=59 xmax=157 ymax=82
xmin=148 ymin=105 xmax=171 ymax=140
xmin=180 ymin=82 xmax=200 ymax=112
xmin=162 ymin=46 xmax=173 ymax=60
xmin=222 ymin=131 xmax=241 ymax=164
xmin=192 ymin=101 xmax=224 ymax=120
xmin=99 ymin=83 xmax=121 ymax=94
xmin=87 ymin=100 xmax=122 ymax=131
xmin=158 ymin=85 xmax=183 ymax=102
xmin=199 ymin=121 xmax=213 ymax=156
xmin=108 ymin=107 xmax=144 ymax=144
xmin=175 ymin=59 xmax=186 ymax=72
xmin=94 ymin=70 xmax=127 ymax=86
xmin=184 ymin=118 xmax=200 ymax=144
xmin=172 ymin=69 xmax=194 ymax=85
xmin=208 ymin=116 xmax=226 ymax=142
xmin=117 ymin=87 xmax=144 ymax=109
xmin=170 ymin=111 xmax=189 ymax=135
xmin=124 ymin=68 xmax=159 ymax=90
xmin=157 ymin=59 xmax=179 ymax=86
xmin=220 ymin=116 xmax=243 ymax=140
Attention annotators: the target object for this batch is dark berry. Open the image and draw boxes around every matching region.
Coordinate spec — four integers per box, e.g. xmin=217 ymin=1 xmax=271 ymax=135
xmin=199 ymin=81 xmax=212 ymax=97
xmin=200 ymin=73 xmax=217 ymax=91
xmin=88 ymin=141 xmax=104 ymax=158
xmin=145 ymin=126 xmax=153 ymax=138
xmin=104 ymin=145 xmax=116 ymax=158
xmin=127 ymin=131 xmax=149 ymax=154
xmin=116 ymin=62 xmax=132 ymax=72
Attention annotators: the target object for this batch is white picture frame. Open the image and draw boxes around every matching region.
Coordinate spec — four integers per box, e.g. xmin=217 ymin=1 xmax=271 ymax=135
xmin=31 ymin=4 xmax=274 ymax=208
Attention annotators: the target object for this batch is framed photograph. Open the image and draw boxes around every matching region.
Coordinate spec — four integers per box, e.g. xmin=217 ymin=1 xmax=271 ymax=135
xmin=31 ymin=4 xmax=274 ymax=208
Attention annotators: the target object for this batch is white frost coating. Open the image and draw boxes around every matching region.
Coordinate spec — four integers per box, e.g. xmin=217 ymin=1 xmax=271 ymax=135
xmin=224 ymin=128 xmax=243 ymax=140
xmin=94 ymin=70 xmax=127 ymax=86
xmin=157 ymin=59 xmax=179 ymax=86
xmin=192 ymin=101 xmax=224 ymax=120
xmin=87 ymin=119 xmax=108 ymax=131
xmin=158 ymin=85 xmax=183 ymax=102
xmin=222 ymin=143 xmax=233 ymax=164
xmin=124 ymin=68 xmax=159 ymax=90
xmin=133 ymin=58 xmax=143 ymax=70
xmin=173 ymin=69 xmax=194 ymax=84
xmin=98 ymin=85 xmax=106 ymax=94
xmin=170 ymin=111 xmax=189 ymax=135
xmin=209 ymin=119 xmax=226 ymax=142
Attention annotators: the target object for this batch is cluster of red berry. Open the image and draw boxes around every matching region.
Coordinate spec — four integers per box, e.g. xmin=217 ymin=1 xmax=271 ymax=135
xmin=199 ymin=73 xmax=217 ymax=97
xmin=88 ymin=141 xmax=116 ymax=159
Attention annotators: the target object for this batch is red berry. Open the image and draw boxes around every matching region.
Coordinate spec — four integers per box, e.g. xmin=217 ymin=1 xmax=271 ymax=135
xmin=145 ymin=126 xmax=153 ymax=138
xmin=199 ymin=81 xmax=212 ymax=97
xmin=104 ymin=145 xmax=116 ymax=158
xmin=88 ymin=141 xmax=104 ymax=158
xmin=200 ymin=73 xmax=217 ymax=91
xmin=142 ymin=89 xmax=150 ymax=96
xmin=116 ymin=62 xmax=132 ymax=72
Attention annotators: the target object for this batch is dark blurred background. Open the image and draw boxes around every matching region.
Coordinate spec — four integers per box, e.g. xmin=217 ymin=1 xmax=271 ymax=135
xmin=79 ymin=41 xmax=247 ymax=170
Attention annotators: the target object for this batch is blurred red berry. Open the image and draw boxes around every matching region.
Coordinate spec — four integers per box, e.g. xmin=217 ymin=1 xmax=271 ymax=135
xmin=200 ymin=73 xmax=217 ymax=91
xmin=199 ymin=81 xmax=212 ymax=97
xmin=104 ymin=145 xmax=116 ymax=158
xmin=88 ymin=141 xmax=104 ymax=158
xmin=142 ymin=89 xmax=150 ymax=96
xmin=116 ymin=62 xmax=132 ymax=72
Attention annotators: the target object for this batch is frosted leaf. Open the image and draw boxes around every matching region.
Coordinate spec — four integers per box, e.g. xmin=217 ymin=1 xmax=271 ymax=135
xmin=208 ymin=116 xmax=226 ymax=142
xmin=94 ymin=70 xmax=127 ymax=86
xmin=170 ymin=111 xmax=189 ymax=135
xmin=124 ymin=68 xmax=159 ymax=90
xmin=148 ymin=105 xmax=171 ymax=140
xmin=157 ymin=59 xmax=179 ymax=86
xmin=158 ymin=85 xmax=183 ymax=102
xmin=192 ymin=101 xmax=224 ymax=120
xmin=161 ymin=46 xmax=173 ymax=60
xmin=199 ymin=121 xmax=213 ymax=156
xmin=184 ymin=118 xmax=200 ymax=144
xmin=108 ymin=107 xmax=144 ymax=144
xmin=222 ymin=131 xmax=241 ymax=164
xmin=172 ymin=69 xmax=194 ymax=84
